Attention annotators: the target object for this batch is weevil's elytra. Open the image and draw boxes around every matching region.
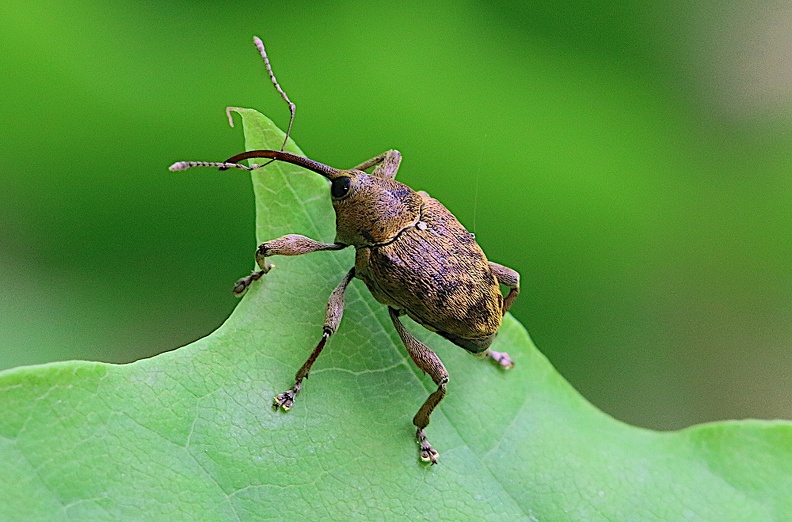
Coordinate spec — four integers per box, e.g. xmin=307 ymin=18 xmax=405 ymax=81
xmin=170 ymin=36 xmax=520 ymax=465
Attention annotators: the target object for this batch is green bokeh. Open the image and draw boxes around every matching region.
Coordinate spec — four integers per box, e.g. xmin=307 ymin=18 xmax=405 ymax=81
xmin=1 ymin=0 xmax=790 ymax=430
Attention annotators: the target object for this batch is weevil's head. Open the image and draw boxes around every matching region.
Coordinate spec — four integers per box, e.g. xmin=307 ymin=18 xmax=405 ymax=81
xmin=328 ymin=170 xmax=423 ymax=247
xmin=214 ymin=150 xmax=423 ymax=247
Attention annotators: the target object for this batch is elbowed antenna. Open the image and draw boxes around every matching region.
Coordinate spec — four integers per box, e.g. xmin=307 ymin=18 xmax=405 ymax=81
xmin=169 ymin=38 xmax=316 ymax=177
xmin=253 ymin=36 xmax=295 ymax=152
xmin=169 ymin=160 xmax=253 ymax=172
xmin=169 ymin=150 xmax=343 ymax=180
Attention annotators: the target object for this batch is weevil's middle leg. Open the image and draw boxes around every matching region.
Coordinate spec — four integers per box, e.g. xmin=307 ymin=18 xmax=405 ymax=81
xmin=273 ymin=268 xmax=355 ymax=410
xmin=388 ymin=307 xmax=448 ymax=464
xmin=233 ymin=234 xmax=347 ymax=296
xmin=351 ymin=150 xmax=402 ymax=180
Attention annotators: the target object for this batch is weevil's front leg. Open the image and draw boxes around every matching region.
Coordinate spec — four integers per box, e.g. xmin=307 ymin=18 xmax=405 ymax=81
xmin=388 ymin=307 xmax=448 ymax=465
xmin=351 ymin=149 xmax=402 ymax=180
xmin=233 ymin=234 xmax=347 ymax=296
xmin=483 ymin=261 xmax=521 ymax=369
xmin=273 ymin=268 xmax=355 ymax=410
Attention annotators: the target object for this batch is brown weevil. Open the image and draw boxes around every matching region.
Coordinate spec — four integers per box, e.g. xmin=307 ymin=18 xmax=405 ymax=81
xmin=171 ymin=37 xmax=520 ymax=464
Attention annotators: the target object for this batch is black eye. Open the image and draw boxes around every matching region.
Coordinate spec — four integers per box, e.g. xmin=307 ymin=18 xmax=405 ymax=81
xmin=331 ymin=177 xmax=352 ymax=199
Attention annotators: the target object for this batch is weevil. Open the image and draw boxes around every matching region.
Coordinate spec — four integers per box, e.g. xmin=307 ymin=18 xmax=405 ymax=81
xmin=170 ymin=37 xmax=520 ymax=464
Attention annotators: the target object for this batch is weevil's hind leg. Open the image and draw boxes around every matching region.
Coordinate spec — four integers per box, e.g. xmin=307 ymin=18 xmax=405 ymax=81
xmin=482 ymin=349 xmax=515 ymax=370
xmin=273 ymin=268 xmax=355 ymax=410
xmin=482 ymin=261 xmax=521 ymax=369
xmin=352 ymin=150 xmax=402 ymax=180
xmin=489 ymin=261 xmax=520 ymax=315
xmin=388 ymin=307 xmax=448 ymax=464
xmin=233 ymin=234 xmax=347 ymax=296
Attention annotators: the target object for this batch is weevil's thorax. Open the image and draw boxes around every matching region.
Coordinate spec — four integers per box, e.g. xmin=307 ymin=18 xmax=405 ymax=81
xmin=330 ymin=172 xmax=423 ymax=247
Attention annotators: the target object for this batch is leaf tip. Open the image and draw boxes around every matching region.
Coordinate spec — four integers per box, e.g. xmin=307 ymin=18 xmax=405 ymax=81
xmin=226 ymin=106 xmax=243 ymax=128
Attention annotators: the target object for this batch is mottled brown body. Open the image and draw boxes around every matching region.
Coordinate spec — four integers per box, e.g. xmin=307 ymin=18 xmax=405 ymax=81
xmin=215 ymin=148 xmax=520 ymax=465
xmin=355 ymin=195 xmax=503 ymax=354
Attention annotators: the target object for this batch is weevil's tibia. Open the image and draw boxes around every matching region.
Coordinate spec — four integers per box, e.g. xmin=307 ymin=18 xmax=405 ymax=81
xmin=273 ymin=268 xmax=355 ymax=410
xmin=272 ymin=332 xmax=326 ymax=410
xmin=233 ymin=234 xmax=346 ymax=296
xmin=388 ymin=307 xmax=448 ymax=464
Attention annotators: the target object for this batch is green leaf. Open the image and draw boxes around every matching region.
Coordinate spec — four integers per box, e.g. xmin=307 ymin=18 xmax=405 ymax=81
xmin=2 ymin=109 xmax=791 ymax=520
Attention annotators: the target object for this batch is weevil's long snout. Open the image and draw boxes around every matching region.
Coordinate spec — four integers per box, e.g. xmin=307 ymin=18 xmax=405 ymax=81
xmin=223 ymin=150 xmax=343 ymax=179
xmin=169 ymin=149 xmax=344 ymax=179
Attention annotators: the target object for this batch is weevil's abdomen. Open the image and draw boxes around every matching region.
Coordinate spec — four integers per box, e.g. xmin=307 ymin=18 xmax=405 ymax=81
xmin=355 ymin=196 xmax=503 ymax=353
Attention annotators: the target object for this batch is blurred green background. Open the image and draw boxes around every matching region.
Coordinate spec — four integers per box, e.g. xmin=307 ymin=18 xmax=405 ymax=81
xmin=1 ymin=1 xmax=790 ymax=430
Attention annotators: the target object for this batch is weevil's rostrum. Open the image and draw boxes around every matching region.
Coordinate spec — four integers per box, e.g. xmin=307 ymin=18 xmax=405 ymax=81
xmin=170 ymin=37 xmax=520 ymax=465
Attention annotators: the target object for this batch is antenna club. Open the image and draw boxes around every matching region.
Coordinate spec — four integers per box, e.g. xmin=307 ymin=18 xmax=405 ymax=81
xmin=253 ymin=36 xmax=265 ymax=53
xmin=169 ymin=162 xmax=189 ymax=171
